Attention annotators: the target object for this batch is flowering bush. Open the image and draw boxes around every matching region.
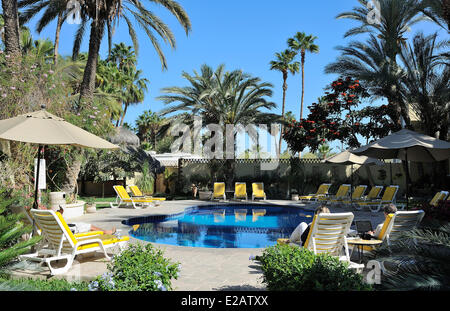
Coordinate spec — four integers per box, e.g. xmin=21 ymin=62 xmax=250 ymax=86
xmin=283 ymin=77 xmax=398 ymax=153
xmin=88 ymin=243 xmax=180 ymax=291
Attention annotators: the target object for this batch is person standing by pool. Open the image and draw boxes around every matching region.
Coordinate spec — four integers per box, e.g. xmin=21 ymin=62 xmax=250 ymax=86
xmin=289 ymin=205 xmax=330 ymax=245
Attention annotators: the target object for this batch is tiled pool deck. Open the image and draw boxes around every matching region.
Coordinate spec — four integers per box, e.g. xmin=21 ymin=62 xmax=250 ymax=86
xmin=6 ymin=199 xmax=386 ymax=291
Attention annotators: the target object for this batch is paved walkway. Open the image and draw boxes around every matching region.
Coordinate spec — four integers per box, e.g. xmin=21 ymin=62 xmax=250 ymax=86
xmin=6 ymin=199 xmax=385 ymax=291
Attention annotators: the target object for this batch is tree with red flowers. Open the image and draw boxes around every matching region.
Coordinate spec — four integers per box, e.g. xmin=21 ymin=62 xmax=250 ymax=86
xmin=283 ymin=77 xmax=399 ymax=154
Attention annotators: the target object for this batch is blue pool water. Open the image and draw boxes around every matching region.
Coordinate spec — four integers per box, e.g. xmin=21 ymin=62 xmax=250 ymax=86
xmin=123 ymin=204 xmax=314 ymax=248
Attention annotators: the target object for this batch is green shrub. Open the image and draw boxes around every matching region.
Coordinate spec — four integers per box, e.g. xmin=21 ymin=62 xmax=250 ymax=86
xmin=89 ymin=243 xmax=180 ymax=291
xmin=257 ymin=244 xmax=371 ymax=291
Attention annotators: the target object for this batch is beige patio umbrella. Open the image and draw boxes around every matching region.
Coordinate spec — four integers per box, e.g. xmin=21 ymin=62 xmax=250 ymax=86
xmin=0 ymin=107 xmax=120 ymax=208
xmin=323 ymin=149 xmax=384 ymax=199
xmin=351 ymin=129 xmax=450 ymax=209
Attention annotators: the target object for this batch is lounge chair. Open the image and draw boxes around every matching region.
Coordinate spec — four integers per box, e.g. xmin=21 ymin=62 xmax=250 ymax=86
xmin=319 ymin=184 xmax=351 ymax=204
xmin=234 ymin=182 xmax=248 ymax=200
xmin=129 ymin=185 xmax=166 ymax=201
xmin=19 ymin=209 xmax=129 ymax=275
xmin=212 ymin=182 xmax=226 ymax=201
xmin=352 ymin=185 xmax=384 ymax=210
xmin=357 ymin=185 xmax=399 ymax=213
xmin=339 ymin=185 xmax=368 ymax=207
xmin=352 ymin=210 xmax=425 ymax=254
xmin=299 ymin=183 xmax=331 ymax=202
xmin=110 ymin=185 xmax=154 ymax=209
xmin=252 ymin=183 xmax=266 ymax=201
xmin=302 ymin=212 xmax=364 ymax=271
xmin=429 ymin=191 xmax=449 ymax=207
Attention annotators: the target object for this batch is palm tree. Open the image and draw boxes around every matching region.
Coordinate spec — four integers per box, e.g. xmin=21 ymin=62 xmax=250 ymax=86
xmin=370 ymin=222 xmax=450 ymax=290
xmin=158 ymin=64 xmax=280 ymax=158
xmin=421 ymin=0 xmax=450 ymax=31
xmin=287 ymin=32 xmax=319 ymax=120
xmin=135 ymin=110 xmax=169 ymax=149
xmin=2 ymin=0 xmax=22 ymax=65
xmin=119 ymin=68 xmax=149 ymax=127
xmin=18 ymin=0 xmax=81 ymax=64
xmin=335 ymin=0 xmax=427 ymax=128
xmin=19 ymin=0 xmax=191 ymax=104
xmin=324 ymin=35 xmax=406 ymax=127
xmin=270 ymin=49 xmax=299 ymax=154
xmin=399 ymin=32 xmax=450 ymax=140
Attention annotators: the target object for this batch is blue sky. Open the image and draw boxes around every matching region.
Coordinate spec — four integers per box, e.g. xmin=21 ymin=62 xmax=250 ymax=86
xmin=25 ymin=0 xmax=445 ymax=155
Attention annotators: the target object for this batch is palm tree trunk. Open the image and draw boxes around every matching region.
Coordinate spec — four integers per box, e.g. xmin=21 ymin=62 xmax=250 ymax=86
xmin=300 ymin=50 xmax=306 ymax=120
xmin=107 ymin=19 xmax=112 ymax=58
xmin=61 ymin=153 xmax=82 ymax=198
xmin=279 ymin=74 xmax=287 ymax=155
xmin=79 ymin=19 xmax=105 ymax=103
xmin=53 ymin=12 xmax=63 ymax=65
xmin=119 ymin=103 xmax=129 ymax=127
xmin=1 ymin=0 xmax=21 ymax=65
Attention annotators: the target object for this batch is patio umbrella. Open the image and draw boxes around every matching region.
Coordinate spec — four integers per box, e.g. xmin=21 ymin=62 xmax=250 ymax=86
xmin=322 ymin=149 xmax=384 ymax=199
xmin=351 ymin=129 xmax=450 ymax=209
xmin=0 ymin=107 xmax=119 ymax=208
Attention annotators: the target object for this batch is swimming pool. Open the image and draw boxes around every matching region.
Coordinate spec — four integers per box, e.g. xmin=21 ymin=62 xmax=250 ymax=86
xmin=123 ymin=204 xmax=314 ymax=248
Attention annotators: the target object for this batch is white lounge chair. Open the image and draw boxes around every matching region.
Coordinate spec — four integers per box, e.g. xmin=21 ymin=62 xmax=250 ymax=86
xmin=19 ymin=209 xmax=129 ymax=275
xmin=302 ymin=212 xmax=364 ymax=271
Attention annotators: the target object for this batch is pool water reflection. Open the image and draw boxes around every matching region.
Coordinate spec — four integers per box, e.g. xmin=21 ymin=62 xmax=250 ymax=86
xmin=125 ymin=204 xmax=314 ymax=248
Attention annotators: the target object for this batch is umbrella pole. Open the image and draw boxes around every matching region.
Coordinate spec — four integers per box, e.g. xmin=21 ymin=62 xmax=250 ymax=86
xmin=33 ymin=145 xmax=43 ymax=209
xmin=351 ymin=164 xmax=353 ymax=202
xmin=405 ymin=151 xmax=410 ymax=210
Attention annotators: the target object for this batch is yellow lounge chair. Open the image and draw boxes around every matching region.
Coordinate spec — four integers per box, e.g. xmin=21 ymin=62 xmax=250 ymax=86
xmin=357 ymin=185 xmax=399 ymax=213
xmin=320 ymin=184 xmax=351 ymax=204
xmin=252 ymin=183 xmax=266 ymax=201
xmin=302 ymin=212 xmax=364 ymax=271
xmin=19 ymin=209 xmax=129 ymax=275
xmin=129 ymin=185 xmax=166 ymax=201
xmin=234 ymin=182 xmax=248 ymax=200
xmin=353 ymin=209 xmax=425 ymax=254
xmin=339 ymin=185 xmax=368 ymax=207
xmin=299 ymin=183 xmax=331 ymax=201
xmin=429 ymin=191 xmax=449 ymax=207
xmin=212 ymin=182 xmax=226 ymax=200
xmin=111 ymin=185 xmax=154 ymax=209
xmin=353 ymin=185 xmax=383 ymax=210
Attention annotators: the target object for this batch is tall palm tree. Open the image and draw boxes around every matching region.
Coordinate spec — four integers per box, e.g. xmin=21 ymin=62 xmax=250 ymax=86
xmin=2 ymin=0 xmax=22 ymax=65
xmin=400 ymin=32 xmax=450 ymax=140
xmin=287 ymin=32 xmax=319 ymax=120
xmin=19 ymin=0 xmax=191 ymax=104
xmin=336 ymin=0 xmax=425 ymax=58
xmin=336 ymin=0 xmax=428 ymax=128
xmin=270 ymin=49 xmax=299 ymax=153
xmin=158 ymin=64 xmax=280 ymax=157
xmin=119 ymin=68 xmax=149 ymax=127
xmin=135 ymin=110 xmax=169 ymax=149
xmin=324 ymin=35 xmax=406 ymax=127
xmin=18 ymin=0 xmax=80 ymax=64
xmin=108 ymin=42 xmax=137 ymax=72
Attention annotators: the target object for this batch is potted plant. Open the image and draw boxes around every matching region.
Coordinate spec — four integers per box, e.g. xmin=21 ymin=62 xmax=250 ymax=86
xmin=191 ymin=174 xmax=212 ymax=200
xmin=85 ymin=197 xmax=96 ymax=213
xmin=291 ymin=189 xmax=299 ymax=201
